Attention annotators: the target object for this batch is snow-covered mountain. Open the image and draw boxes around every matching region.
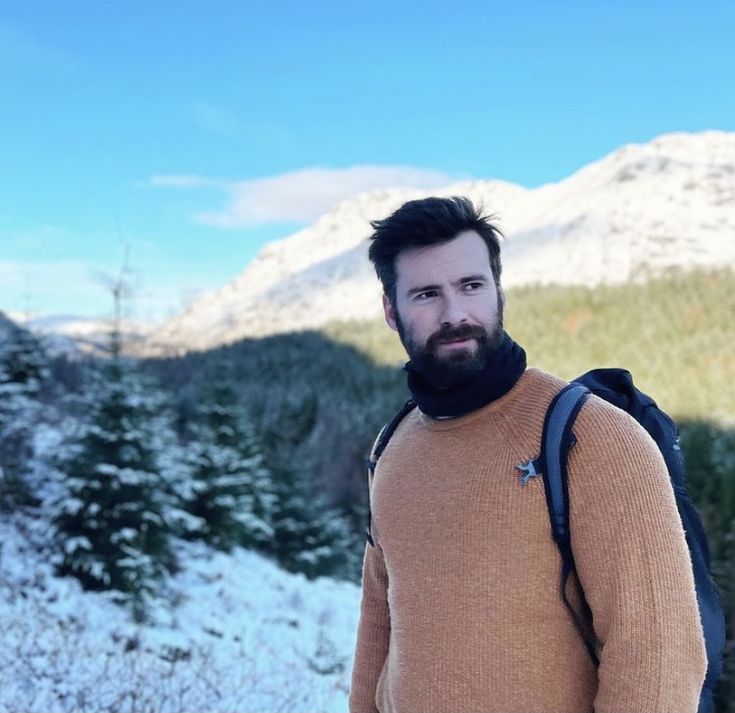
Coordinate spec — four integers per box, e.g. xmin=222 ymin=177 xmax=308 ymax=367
xmin=31 ymin=315 xmax=152 ymax=348
xmin=3 ymin=313 xmax=155 ymax=358
xmin=145 ymin=131 xmax=735 ymax=355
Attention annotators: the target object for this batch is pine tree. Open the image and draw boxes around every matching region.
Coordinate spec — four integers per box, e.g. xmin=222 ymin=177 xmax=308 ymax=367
xmin=52 ymin=356 xmax=175 ymax=618
xmin=265 ymin=391 xmax=353 ymax=579
xmin=178 ymin=371 xmax=276 ymax=551
xmin=269 ymin=461 xmax=354 ymax=579
xmin=0 ymin=318 xmax=49 ymax=511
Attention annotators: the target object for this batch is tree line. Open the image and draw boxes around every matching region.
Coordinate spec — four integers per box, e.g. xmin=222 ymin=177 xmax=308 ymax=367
xmin=1 ymin=318 xmax=400 ymax=621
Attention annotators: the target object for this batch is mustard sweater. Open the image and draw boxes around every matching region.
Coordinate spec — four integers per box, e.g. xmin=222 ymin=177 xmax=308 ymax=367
xmin=349 ymin=367 xmax=707 ymax=713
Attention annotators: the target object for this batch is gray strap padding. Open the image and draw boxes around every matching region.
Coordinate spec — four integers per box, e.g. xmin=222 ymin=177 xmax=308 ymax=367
xmin=543 ymin=384 xmax=589 ymax=539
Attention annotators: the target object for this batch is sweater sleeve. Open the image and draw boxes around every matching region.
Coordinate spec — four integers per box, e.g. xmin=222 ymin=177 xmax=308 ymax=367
xmin=348 ymin=539 xmax=391 ymax=713
xmin=567 ymin=400 xmax=707 ymax=713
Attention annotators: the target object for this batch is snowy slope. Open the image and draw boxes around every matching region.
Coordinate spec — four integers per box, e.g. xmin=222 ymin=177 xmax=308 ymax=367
xmin=144 ymin=131 xmax=735 ymax=355
xmin=1 ymin=312 xmax=154 ymax=359
xmin=0 ymin=311 xmax=18 ymax=341
xmin=0 ymin=514 xmax=361 ymax=713
xmin=30 ymin=315 xmax=153 ymax=357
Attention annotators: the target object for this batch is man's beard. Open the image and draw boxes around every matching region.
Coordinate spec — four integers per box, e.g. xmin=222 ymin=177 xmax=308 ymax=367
xmin=395 ymin=307 xmax=505 ymax=390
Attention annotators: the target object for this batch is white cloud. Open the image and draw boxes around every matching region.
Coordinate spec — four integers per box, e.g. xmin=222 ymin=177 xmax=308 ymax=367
xmin=200 ymin=165 xmax=455 ymax=227
xmin=148 ymin=165 xmax=455 ymax=228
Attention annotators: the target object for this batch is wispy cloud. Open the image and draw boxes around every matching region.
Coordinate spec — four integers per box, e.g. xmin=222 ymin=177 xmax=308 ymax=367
xmin=149 ymin=165 xmax=455 ymax=228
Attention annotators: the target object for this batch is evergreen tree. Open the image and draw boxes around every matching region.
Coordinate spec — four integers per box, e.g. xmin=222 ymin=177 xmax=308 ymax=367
xmin=265 ymin=391 xmax=353 ymax=579
xmin=269 ymin=460 xmax=354 ymax=579
xmin=52 ymin=355 xmax=175 ymax=618
xmin=0 ymin=318 xmax=49 ymax=511
xmin=0 ymin=318 xmax=48 ymax=390
xmin=178 ymin=371 xmax=276 ymax=551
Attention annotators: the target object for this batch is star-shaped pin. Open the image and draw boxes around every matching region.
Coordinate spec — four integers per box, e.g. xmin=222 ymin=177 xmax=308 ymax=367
xmin=516 ymin=458 xmax=541 ymax=486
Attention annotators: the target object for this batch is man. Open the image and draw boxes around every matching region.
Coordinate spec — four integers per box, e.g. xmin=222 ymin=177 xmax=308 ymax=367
xmin=348 ymin=196 xmax=707 ymax=713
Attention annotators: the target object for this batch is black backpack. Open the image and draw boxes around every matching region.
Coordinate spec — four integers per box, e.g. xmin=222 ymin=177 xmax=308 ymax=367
xmin=365 ymin=368 xmax=725 ymax=713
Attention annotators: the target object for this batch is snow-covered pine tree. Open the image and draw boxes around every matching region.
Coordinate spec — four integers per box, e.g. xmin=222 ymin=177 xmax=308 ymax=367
xmin=0 ymin=316 xmax=49 ymax=511
xmin=178 ymin=369 xmax=276 ymax=551
xmin=52 ymin=354 xmax=175 ymax=618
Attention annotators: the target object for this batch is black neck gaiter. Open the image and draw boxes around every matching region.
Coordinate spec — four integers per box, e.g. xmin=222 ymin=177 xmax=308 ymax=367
xmin=404 ymin=331 xmax=527 ymax=418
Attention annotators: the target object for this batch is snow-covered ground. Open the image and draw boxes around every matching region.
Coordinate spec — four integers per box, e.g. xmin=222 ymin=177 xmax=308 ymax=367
xmin=0 ymin=514 xmax=362 ymax=713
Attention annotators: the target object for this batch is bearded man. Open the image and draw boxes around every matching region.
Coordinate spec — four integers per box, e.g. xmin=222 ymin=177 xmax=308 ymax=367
xmin=348 ymin=196 xmax=706 ymax=713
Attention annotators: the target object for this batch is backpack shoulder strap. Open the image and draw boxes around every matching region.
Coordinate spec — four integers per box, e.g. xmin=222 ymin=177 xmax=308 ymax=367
xmin=540 ymin=382 xmax=601 ymax=665
xmin=541 ymin=383 xmax=590 ymax=553
xmin=368 ymin=399 xmax=417 ymax=472
xmin=365 ymin=398 xmax=416 ymax=546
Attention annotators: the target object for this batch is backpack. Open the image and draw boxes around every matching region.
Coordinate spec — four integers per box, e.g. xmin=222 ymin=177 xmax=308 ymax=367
xmin=365 ymin=368 xmax=725 ymax=713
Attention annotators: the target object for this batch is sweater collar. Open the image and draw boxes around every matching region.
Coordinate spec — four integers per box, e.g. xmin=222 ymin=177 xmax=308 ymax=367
xmin=404 ymin=331 xmax=527 ymax=419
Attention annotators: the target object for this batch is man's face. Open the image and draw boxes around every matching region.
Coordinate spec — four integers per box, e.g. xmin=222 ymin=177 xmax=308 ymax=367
xmin=383 ymin=230 xmax=504 ymax=388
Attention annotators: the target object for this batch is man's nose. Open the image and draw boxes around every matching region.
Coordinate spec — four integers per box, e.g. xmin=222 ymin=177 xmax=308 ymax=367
xmin=440 ymin=293 xmax=468 ymax=326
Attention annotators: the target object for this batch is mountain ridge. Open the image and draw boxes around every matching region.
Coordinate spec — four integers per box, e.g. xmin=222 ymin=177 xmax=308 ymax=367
xmin=135 ymin=131 xmax=735 ymax=354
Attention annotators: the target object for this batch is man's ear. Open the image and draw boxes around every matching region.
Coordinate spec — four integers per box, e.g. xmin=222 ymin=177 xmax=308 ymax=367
xmin=382 ymin=294 xmax=399 ymax=332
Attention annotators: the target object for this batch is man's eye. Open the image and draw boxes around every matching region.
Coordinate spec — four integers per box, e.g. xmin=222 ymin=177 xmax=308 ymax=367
xmin=415 ymin=291 xmax=437 ymax=300
xmin=464 ymin=282 xmax=483 ymax=291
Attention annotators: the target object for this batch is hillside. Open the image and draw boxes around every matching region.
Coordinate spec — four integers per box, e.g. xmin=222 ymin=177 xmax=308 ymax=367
xmin=0 ymin=512 xmax=359 ymax=713
xmin=322 ymin=268 xmax=735 ymax=426
xmin=144 ymin=130 xmax=735 ymax=355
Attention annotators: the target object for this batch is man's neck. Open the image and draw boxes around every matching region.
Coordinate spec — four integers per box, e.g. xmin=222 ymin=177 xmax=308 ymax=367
xmin=404 ymin=331 xmax=527 ymax=419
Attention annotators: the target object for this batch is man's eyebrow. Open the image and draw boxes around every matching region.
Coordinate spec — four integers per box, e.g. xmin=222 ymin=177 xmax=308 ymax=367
xmin=457 ymin=274 xmax=489 ymax=284
xmin=406 ymin=283 xmax=442 ymax=297
xmin=405 ymin=275 xmax=489 ymax=297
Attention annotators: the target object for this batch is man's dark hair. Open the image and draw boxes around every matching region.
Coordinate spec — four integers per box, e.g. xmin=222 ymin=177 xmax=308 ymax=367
xmin=367 ymin=196 xmax=503 ymax=306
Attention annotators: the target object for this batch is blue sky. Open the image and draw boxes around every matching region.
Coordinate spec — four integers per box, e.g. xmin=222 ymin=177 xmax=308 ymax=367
xmin=1 ymin=0 xmax=733 ymax=321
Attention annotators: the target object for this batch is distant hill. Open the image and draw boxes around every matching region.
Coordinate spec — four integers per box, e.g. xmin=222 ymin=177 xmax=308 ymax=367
xmin=0 ymin=311 xmax=16 ymax=339
xmin=5 ymin=313 xmax=154 ymax=359
xmin=141 ymin=131 xmax=735 ymax=355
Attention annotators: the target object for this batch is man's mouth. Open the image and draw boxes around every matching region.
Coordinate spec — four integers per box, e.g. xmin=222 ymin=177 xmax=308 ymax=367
xmin=438 ymin=337 xmax=475 ymax=347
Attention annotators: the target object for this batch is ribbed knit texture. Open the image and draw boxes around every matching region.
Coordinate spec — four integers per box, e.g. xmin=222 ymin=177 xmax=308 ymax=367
xmin=349 ymin=367 xmax=707 ymax=713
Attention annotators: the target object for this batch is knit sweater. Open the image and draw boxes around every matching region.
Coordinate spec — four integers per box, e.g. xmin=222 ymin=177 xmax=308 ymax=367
xmin=349 ymin=367 xmax=707 ymax=713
